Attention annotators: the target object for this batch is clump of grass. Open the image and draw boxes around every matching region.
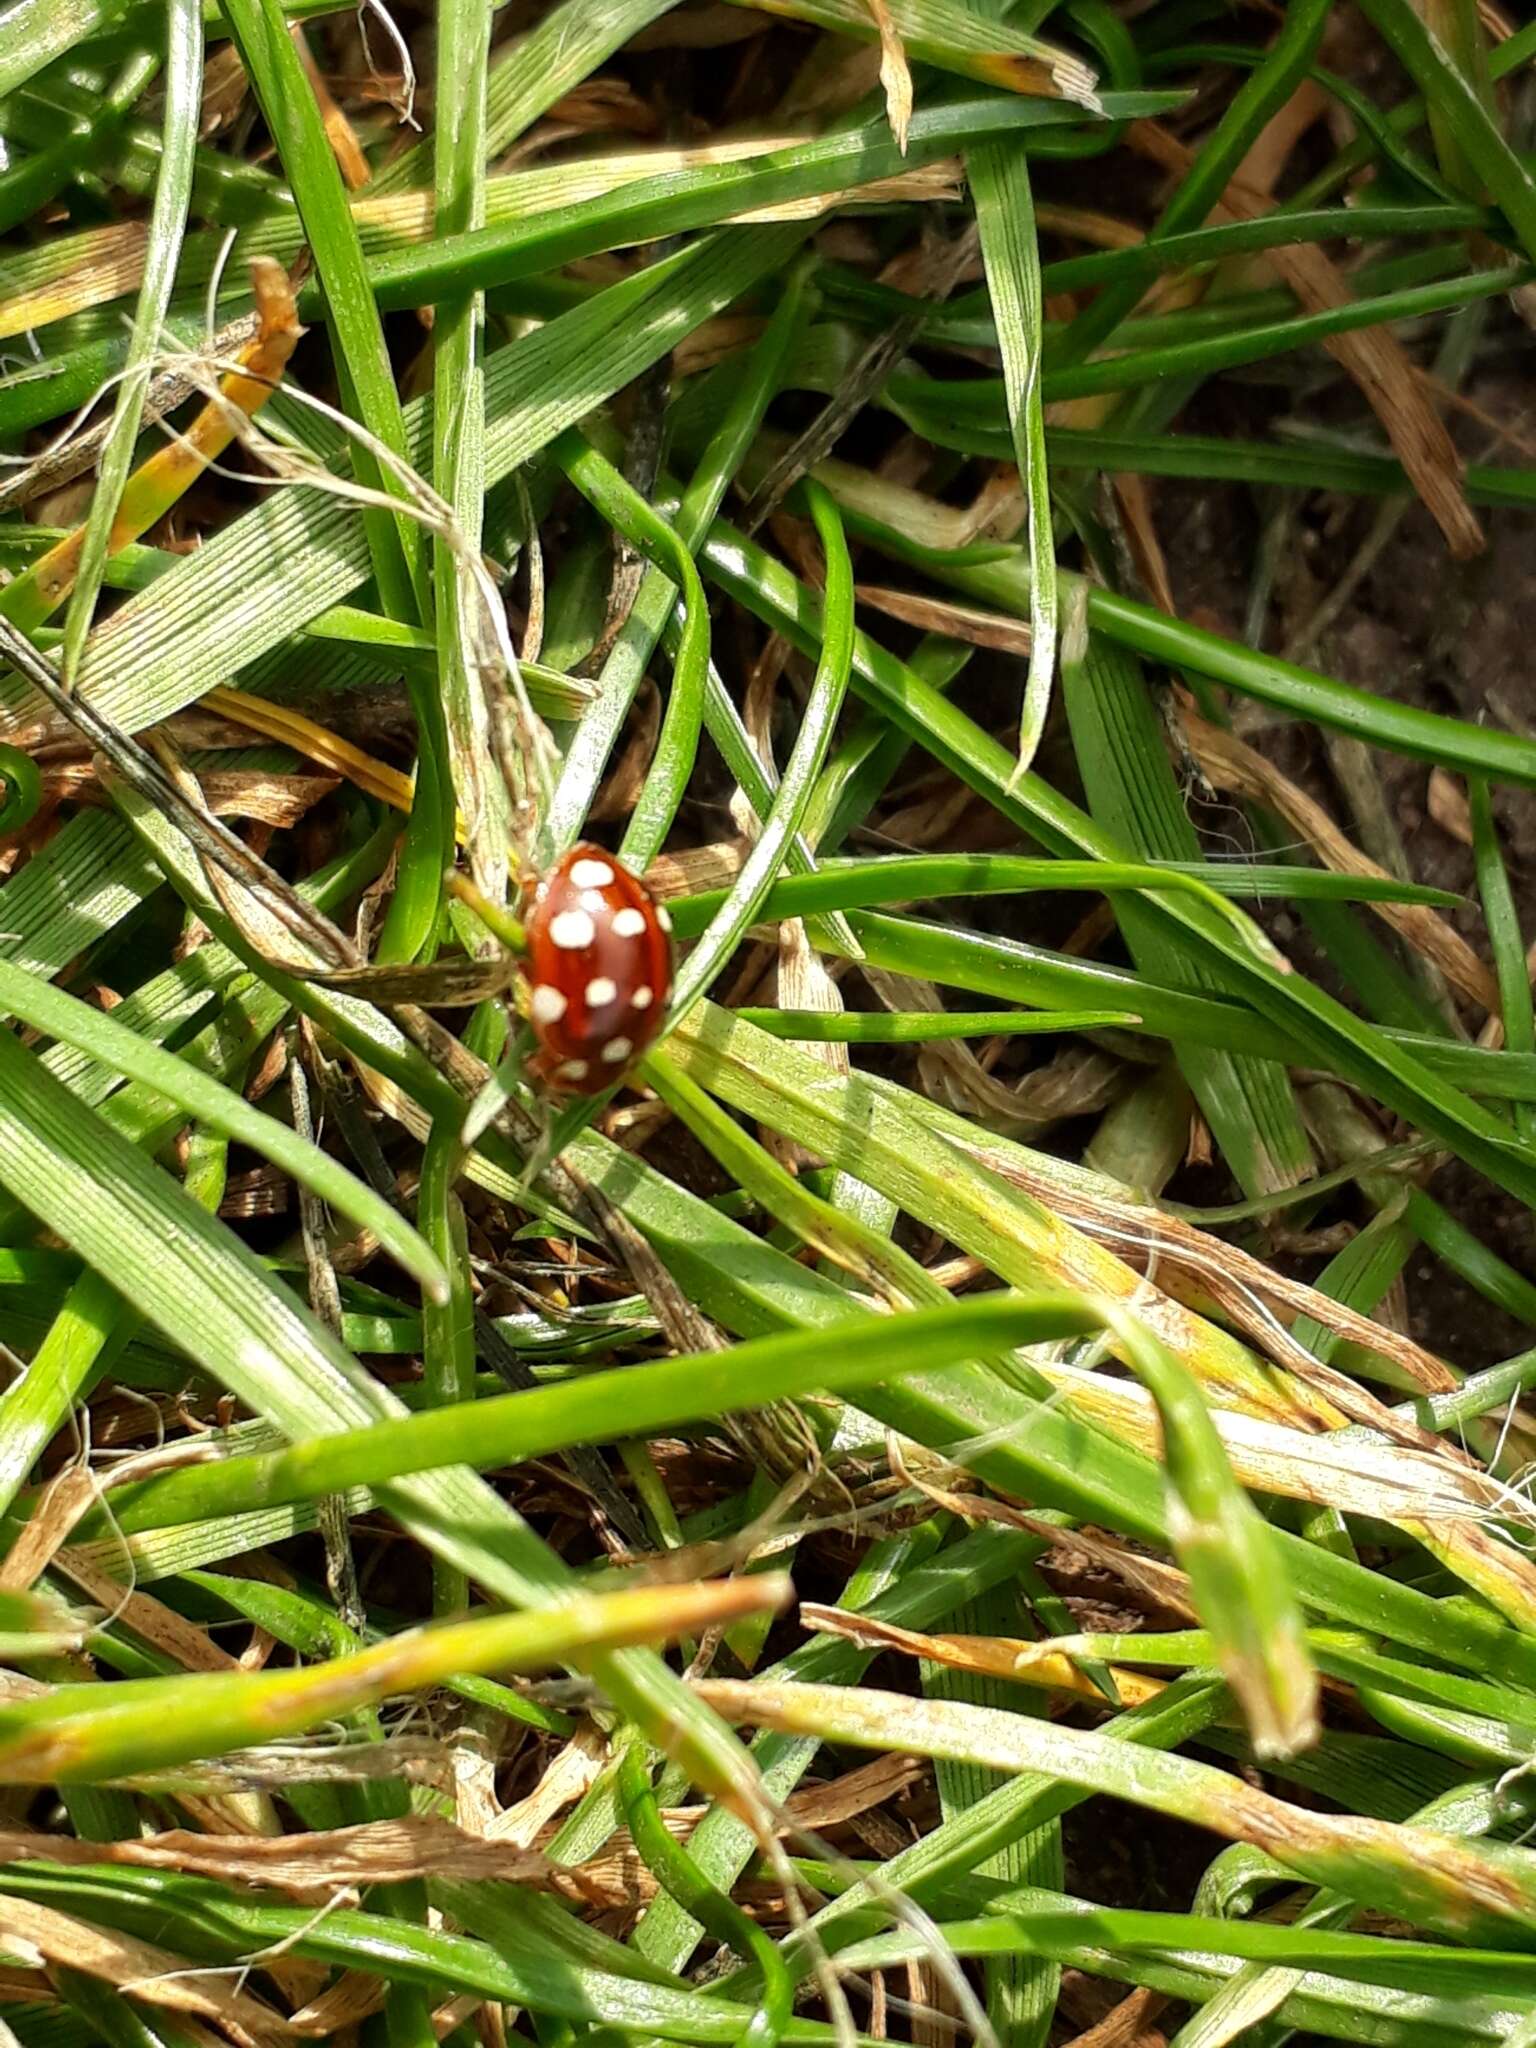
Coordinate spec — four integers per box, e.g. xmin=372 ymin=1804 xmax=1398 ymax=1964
xmin=0 ymin=2 xmax=1535 ymax=2043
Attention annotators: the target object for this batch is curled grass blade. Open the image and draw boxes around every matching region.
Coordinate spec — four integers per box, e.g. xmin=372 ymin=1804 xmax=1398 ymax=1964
xmin=668 ymin=479 xmax=855 ymax=1017
xmin=552 ymin=430 xmax=713 ymax=873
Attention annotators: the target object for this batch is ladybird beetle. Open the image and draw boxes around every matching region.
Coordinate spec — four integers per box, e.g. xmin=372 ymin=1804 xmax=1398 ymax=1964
xmin=519 ymin=843 xmax=673 ymax=1094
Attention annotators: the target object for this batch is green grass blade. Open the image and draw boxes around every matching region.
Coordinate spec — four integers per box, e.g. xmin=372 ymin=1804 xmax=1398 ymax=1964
xmin=701 ymin=1678 xmax=1536 ymax=1948
xmin=699 ymin=513 xmax=1536 ymax=1208
xmin=0 ymin=957 xmax=447 ymax=1301
xmin=220 ymin=0 xmax=423 ymax=618
xmin=1354 ymin=0 xmax=1536 ymax=267
xmin=432 ymin=0 xmax=507 ymax=909
xmin=0 ymin=1580 xmax=786 ymax=1782
xmin=552 ymin=430 xmax=713 ymax=872
xmin=42 ymin=228 xmax=802 ymax=741
xmin=1050 ymin=0 xmax=1330 ymax=366
xmin=93 ymin=1296 xmax=1098 ymax=1537
xmin=545 ymin=255 xmax=816 ymax=859
xmin=1060 ymin=629 xmax=1314 ymax=1196
xmin=0 ymin=0 xmax=112 ymax=98
xmin=668 ymin=480 xmax=854 ymax=1018
xmin=1468 ymin=775 xmax=1535 ymax=1145
xmin=220 ymin=0 xmax=447 ymax=959
xmin=57 ymin=2 xmax=200 ymax=686
xmin=969 ymin=139 xmax=1054 ymax=772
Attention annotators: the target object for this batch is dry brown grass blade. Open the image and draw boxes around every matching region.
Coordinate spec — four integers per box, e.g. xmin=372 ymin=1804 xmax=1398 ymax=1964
xmin=196 ymin=770 xmax=342 ymax=826
xmin=1178 ymin=698 xmax=1496 ymax=1011
xmin=588 ymin=678 xmax=660 ymax=825
xmin=1106 ymin=472 xmax=1177 ymax=616
xmin=491 ymin=1757 xmax=928 ymax=1916
xmin=865 ymin=963 xmax=1123 ymax=1137
xmin=865 ymin=0 xmax=914 ymax=152
xmin=0 ymin=223 xmax=149 ymax=338
xmin=0 ymin=314 xmax=262 ymax=516
xmin=37 ymin=761 xmax=342 ymax=826
xmin=1058 ymin=1985 xmax=1172 ymax=2048
xmin=0 ymin=1957 xmax=60 ymax=2007
xmin=644 ymin=840 xmax=749 ymax=898
xmin=0 ymin=1893 xmax=293 ymax=2048
xmin=0 ymin=141 xmax=955 ymax=340
xmin=740 ymin=162 xmax=962 ymax=220
xmin=202 ymin=687 xmax=416 ymax=811
xmin=783 ymin=1752 xmax=926 ymax=1826
xmin=0 ymin=1469 xmax=102 ymax=1593
xmin=889 ymin=1450 xmax=1202 ymax=1620
xmin=798 ymin=1603 xmax=1167 ymax=1707
xmin=856 ymin=583 xmax=1034 ymax=653
xmin=1428 ymin=766 xmax=1475 ymax=846
xmin=51 ymin=1549 xmax=246 ymax=1671
xmin=292 ymin=24 xmax=372 ymax=189
xmin=286 ymin=1971 xmax=388 ymax=2039
xmin=489 ymin=1726 xmax=608 ymax=1847
xmin=0 ymin=1817 xmax=564 ymax=1896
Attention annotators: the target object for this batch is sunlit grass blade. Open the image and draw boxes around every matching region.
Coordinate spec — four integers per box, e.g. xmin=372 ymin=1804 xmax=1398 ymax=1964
xmin=737 ymin=1007 xmax=1141 ymax=1040
xmin=0 ymin=265 xmax=301 ymax=639
xmin=56 ymin=0 xmax=200 ymax=686
xmin=22 ymin=228 xmax=802 ymax=744
xmin=89 ymin=1296 xmax=1099 ymax=1539
xmin=546 ymin=255 xmax=816 ymax=859
xmin=552 ymin=430 xmax=713 ymax=872
xmin=0 ymin=1580 xmax=787 ymax=1783
xmin=222 ymin=0 xmax=423 ymax=619
xmin=667 ymin=480 xmax=855 ymax=1017
xmin=969 ymin=139 xmax=1054 ymax=773
xmin=0 ymin=832 xmax=772 ymax=1821
xmin=432 ymin=0 xmax=506 ymax=911
xmin=660 ymin=853 xmax=1463 ymax=934
xmin=696 ymin=508 xmax=1536 ymax=1209
xmin=1100 ymin=1307 xmax=1317 ymax=1758
xmin=0 ymin=958 xmax=446 ymax=1302
xmin=0 ymin=1864 xmax=877 ymax=2045
xmin=698 ymin=1678 xmax=1536 ymax=1947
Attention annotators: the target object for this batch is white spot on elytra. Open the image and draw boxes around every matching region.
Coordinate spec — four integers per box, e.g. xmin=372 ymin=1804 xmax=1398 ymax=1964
xmin=570 ymin=857 xmax=615 ymax=890
xmin=585 ymin=976 xmax=618 ymax=1007
xmin=602 ymin=1036 xmax=634 ymax=1064
xmin=530 ymin=983 xmax=567 ymax=1025
xmin=631 ymin=986 xmax=654 ymax=1010
xmin=656 ymin=904 xmax=673 ymax=934
xmin=611 ymin=906 xmax=647 ymax=939
xmin=549 ymin=908 xmax=595 ymax=950
xmin=556 ymin=1058 xmax=589 ymax=1082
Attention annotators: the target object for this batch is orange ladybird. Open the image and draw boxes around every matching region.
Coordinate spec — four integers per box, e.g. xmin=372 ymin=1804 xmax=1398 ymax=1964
xmin=519 ymin=843 xmax=673 ymax=1094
